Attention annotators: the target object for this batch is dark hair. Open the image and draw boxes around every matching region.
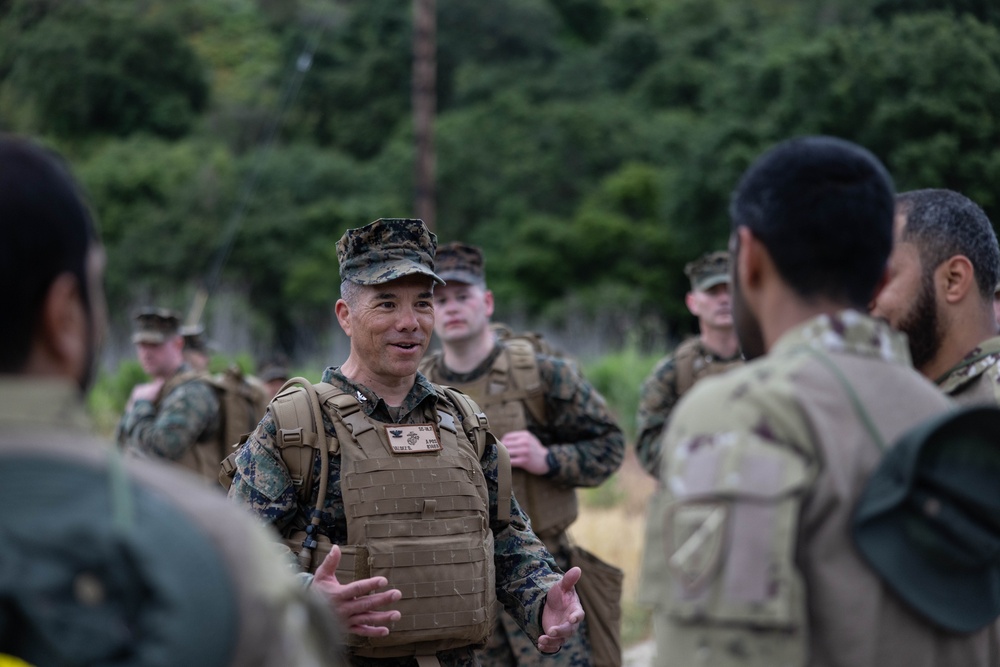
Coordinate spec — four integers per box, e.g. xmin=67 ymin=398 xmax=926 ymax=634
xmin=0 ymin=135 xmax=98 ymax=372
xmin=729 ymin=136 xmax=895 ymax=307
xmin=897 ymin=189 xmax=1000 ymax=300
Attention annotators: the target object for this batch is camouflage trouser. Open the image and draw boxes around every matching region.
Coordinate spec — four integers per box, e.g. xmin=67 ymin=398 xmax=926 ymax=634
xmin=478 ymin=536 xmax=592 ymax=667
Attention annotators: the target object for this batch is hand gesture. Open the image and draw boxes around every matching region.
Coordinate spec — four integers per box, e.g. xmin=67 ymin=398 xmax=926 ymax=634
xmin=502 ymin=430 xmax=550 ymax=475
xmin=538 ymin=566 xmax=585 ymax=653
xmin=312 ymin=545 xmax=403 ymax=637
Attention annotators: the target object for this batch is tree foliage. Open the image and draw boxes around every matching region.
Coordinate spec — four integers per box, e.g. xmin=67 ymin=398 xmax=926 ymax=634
xmin=1 ymin=0 xmax=998 ymax=357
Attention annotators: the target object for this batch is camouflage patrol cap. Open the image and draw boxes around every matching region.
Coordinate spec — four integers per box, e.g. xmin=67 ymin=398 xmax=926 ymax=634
xmin=852 ymin=405 xmax=1000 ymax=633
xmin=684 ymin=251 xmax=731 ymax=292
xmin=436 ymin=242 xmax=486 ymax=286
xmin=132 ymin=307 xmax=181 ymax=344
xmin=180 ymin=324 xmax=213 ymax=353
xmin=336 ymin=218 xmax=444 ymax=286
xmin=258 ymin=356 xmax=290 ymax=383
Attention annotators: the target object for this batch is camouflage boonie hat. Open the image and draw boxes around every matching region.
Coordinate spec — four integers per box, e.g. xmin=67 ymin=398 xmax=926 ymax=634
xmin=436 ymin=242 xmax=485 ymax=286
xmin=337 ymin=218 xmax=444 ymax=286
xmin=684 ymin=251 xmax=731 ymax=291
xmin=180 ymin=324 xmax=213 ymax=353
xmin=132 ymin=307 xmax=181 ymax=344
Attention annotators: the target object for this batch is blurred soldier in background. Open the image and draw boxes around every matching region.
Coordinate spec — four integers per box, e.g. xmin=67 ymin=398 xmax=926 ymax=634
xmin=181 ymin=323 xmax=213 ymax=372
xmin=227 ymin=218 xmax=584 ymax=667
xmin=871 ymin=189 xmax=1000 ymax=406
xmin=419 ymin=241 xmax=625 ymax=667
xmin=645 ymin=136 xmax=993 ymax=666
xmin=258 ymin=353 xmax=291 ymax=398
xmin=0 ymin=133 xmax=344 ymax=667
xmin=634 ymin=250 xmax=742 ymax=478
xmin=116 ymin=307 xmax=224 ymax=481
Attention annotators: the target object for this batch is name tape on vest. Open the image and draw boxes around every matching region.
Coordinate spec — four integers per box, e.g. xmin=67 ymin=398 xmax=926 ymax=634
xmin=386 ymin=424 xmax=442 ymax=453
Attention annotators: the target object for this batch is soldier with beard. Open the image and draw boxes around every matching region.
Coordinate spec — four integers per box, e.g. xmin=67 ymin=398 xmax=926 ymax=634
xmin=870 ymin=189 xmax=1000 ymax=406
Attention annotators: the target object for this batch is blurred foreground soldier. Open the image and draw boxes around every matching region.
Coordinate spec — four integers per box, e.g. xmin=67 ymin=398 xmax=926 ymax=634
xmin=419 ymin=242 xmax=625 ymax=667
xmin=634 ymin=250 xmax=742 ymax=478
xmin=116 ymin=307 xmax=224 ymax=480
xmin=871 ymin=189 xmax=1000 ymax=405
xmin=226 ymin=218 xmax=584 ymax=667
xmin=181 ymin=323 xmax=213 ymax=372
xmin=0 ymin=134 xmax=344 ymax=666
xmin=645 ymin=136 xmax=995 ymax=666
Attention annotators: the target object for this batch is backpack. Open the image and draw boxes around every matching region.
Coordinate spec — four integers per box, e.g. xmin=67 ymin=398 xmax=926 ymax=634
xmin=490 ymin=322 xmax=572 ymax=363
xmin=806 ymin=347 xmax=1000 ymax=633
xmin=206 ymin=366 xmax=270 ymax=456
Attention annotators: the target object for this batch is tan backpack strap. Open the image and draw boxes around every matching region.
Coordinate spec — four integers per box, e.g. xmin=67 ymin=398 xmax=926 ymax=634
xmin=673 ymin=338 xmax=700 ymax=398
xmin=441 ymin=386 xmax=511 ymax=525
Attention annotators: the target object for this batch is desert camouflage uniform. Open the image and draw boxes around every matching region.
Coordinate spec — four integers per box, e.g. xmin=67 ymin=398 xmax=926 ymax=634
xmin=117 ymin=363 xmax=221 ymax=462
xmin=935 ymin=336 xmax=1000 ymax=406
xmin=423 ymin=343 xmax=625 ymax=667
xmin=646 ymin=311 xmax=995 ymax=667
xmin=229 ymin=366 xmax=565 ymax=667
xmin=634 ymin=339 xmax=742 ymax=478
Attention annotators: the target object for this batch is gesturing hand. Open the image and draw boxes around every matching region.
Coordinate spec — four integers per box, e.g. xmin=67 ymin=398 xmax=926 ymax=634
xmin=538 ymin=566 xmax=585 ymax=653
xmin=312 ymin=544 xmax=403 ymax=637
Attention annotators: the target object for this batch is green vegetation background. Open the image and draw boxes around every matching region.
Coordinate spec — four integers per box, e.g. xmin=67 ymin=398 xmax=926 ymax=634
xmin=4 ymin=0 xmax=1000 ymax=365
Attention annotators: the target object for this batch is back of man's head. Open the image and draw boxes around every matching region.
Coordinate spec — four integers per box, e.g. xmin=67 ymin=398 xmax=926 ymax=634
xmin=0 ymin=135 xmax=97 ymax=373
xmin=897 ymin=189 xmax=1000 ymax=301
xmin=730 ymin=136 xmax=895 ymax=307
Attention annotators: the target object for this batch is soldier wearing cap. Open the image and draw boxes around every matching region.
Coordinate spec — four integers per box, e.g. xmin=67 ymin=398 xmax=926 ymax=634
xmin=644 ymin=137 xmax=992 ymax=666
xmin=871 ymin=189 xmax=1000 ymax=406
xmin=634 ymin=250 xmax=742 ymax=479
xmin=257 ymin=353 xmax=291 ymax=398
xmin=418 ymin=242 xmax=625 ymax=667
xmin=227 ymin=218 xmax=585 ymax=667
xmin=117 ymin=307 xmax=223 ymax=481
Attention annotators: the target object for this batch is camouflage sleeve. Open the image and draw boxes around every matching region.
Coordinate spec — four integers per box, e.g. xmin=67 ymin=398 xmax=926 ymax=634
xmin=534 ymin=356 xmax=625 ymax=487
xmin=121 ymin=380 xmax=220 ymax=461
xmin=227 ymin=409 xmax=300 ymax=531
xmin=635 ymin=354 xmax=679 ymax=479
xmin=483 ymin=437 xmax=563 ymax=643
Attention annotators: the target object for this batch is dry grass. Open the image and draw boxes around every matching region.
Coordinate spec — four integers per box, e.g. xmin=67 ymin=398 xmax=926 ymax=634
xmin=568 ymin=449 xmax=656 ymax=647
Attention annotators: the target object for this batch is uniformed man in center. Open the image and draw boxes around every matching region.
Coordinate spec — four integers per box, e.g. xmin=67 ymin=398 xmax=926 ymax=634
xmin=227 ymin=218 xmax=585 ymax=667
xmin=419 ymin=241 xmax=625 ymax=667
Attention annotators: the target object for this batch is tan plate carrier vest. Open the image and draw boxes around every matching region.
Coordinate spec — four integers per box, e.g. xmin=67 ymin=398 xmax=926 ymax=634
xmin=156 ymin=370 xmax=225 ymax=480
xmin=421 ymin=339 xmax=577 ymax=541
xmin=262 ymin=379 xmax=513 ymax=660
xmin=673 ymin=337 xmax=743 ymax=398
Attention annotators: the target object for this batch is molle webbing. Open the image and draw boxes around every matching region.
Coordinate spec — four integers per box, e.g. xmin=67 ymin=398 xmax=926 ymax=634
xmin=335 ymin=391 xmax=497 ymax=656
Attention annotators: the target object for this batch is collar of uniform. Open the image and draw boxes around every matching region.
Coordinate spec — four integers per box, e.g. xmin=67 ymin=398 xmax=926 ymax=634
xmin=935 ymin=335 xmax=1000 ymax=392
xmin=770 ymin=309 xmax=911 ymax=365
xmin=321 ymin=366 xmax=439 ymax=422
xmin=432 ymin=341 xmax=505 ymax=384
xmin=0 ymin=377 xmax=91 ymax=432
xmin=693 ymin=338 xmax=742 ymax=363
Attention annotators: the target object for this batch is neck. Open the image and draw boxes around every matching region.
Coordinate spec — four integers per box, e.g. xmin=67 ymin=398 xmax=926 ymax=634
xmin=339 ymin=356 xmax=414 ymax=407
xmin=441 ymin=326 xmax=497 ymax=374
xmin=760 ymin=287 xmax=853 ymax=352
xmin=921 ymin=306 xmax=998 ymax=381
xmin=699 ymin=326 xmax=740 ymax=358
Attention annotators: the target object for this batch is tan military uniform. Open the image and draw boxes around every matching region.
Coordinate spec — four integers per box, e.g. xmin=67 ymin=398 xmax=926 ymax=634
xmin=0 ymin=378 xmax=343 ymax=667
xmin=646 ymin=311 xmax=997 ymax=666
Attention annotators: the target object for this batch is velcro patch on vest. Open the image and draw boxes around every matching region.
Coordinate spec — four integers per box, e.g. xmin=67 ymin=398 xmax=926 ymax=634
xmin=385 ymin=424 xmax=441 ymax=453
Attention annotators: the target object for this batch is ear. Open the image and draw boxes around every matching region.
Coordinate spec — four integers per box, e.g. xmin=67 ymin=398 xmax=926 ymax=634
xmin=334 ymin=298 xmax=352 ymax=337
xmin=37 ymin=272 xmax=88 ymax=378
xmin=684 ymin=291 xmax=699 ymax=317
xmin=938 ymin=255 xmax=976 ymax=305
xmin=483 ymin=289 xmax=495 ymax=318
xmin=735 ymin=226 xmax=765 ymax=292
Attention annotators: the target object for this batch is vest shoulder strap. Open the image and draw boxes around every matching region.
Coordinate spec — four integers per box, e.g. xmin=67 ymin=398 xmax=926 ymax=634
xmin=501 ymin=338 xmax=546 ymax=424
xmin=439 ymin=386 xmax=511 ymax=525
xmin=673 ymin=337 xmax=703 ymax=398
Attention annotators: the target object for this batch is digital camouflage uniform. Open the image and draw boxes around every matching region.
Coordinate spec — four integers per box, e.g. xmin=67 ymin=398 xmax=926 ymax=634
xmin=0 ymin=378 xmax=345 ymax=667
xmin=117 ymin=363 xmax=221 ymax=464
xmin=228 ymin=219 xmax=568 ymax=667
xmin=421 ymin=344 xmax=624 ymax=667
xmin=646 ymin=311 xmax=997 ymax=667
xmin=934 ymin=336 xmax=1000 ymax=406
xmin=634 ymin=339 xmax=742 ymax=478
xmin=420 ymin=241 xmax=625 ymax=667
